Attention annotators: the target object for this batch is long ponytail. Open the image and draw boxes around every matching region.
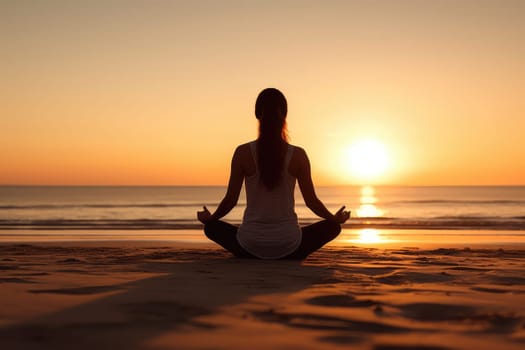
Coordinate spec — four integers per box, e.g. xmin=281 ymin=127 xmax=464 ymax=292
xmin=255 ymin=88 xmax=289 ymax=190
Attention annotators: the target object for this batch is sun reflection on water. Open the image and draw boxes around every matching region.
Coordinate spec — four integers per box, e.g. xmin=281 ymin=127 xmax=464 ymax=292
xmin=345 ymin=187 xmax=391 ymax=244
xmin=356 ymin=186 xmax=384 ymax=218
xmin=357 ymin=228 xmax=382 ymax=243
xmin=344 ymin=228 xmax=393 ymax=244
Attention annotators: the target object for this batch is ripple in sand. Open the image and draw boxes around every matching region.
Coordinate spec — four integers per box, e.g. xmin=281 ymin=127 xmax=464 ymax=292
xmin=349 ymin=266 xmax=399 ymax=276
xmin=29 ymin=285 xmax=121 ymax=295
xmin=376 ymin=271 xmax=455 ymax=285
xmin=121 ymin=301 xmax=213 ymax=327
xmin=57 ymin=258 xmax=85 ymax=264
xmin=471 ymin=286 xmax=510 ymax=294
xmin=488 ymin=275 xmax=525 ymax=286
xmin=252 ymin=309 xmax=409 ymax=333
xmin=306 ymin=294 xmax=379 ymax=308
xmin=13 ymin=272 xmax=50 ymax=276
xmin=374 ymin=345 xmax=452 ymax=350
xmin=398 ymin=302 xmax=523 ymax=333
xmin=318 ymin=334 xmax=363 ymax=344
xmin=0 ymin=277 xmax=36 ymax=284
xmin=399 ymin=303 xmax=475 ymax=322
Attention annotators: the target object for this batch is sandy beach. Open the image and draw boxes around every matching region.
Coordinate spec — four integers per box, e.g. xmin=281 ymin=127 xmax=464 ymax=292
xmin=3 ymin=0 xmax=524 ymax=348
xmin=1 ymin=237 xmax=524 ymax=350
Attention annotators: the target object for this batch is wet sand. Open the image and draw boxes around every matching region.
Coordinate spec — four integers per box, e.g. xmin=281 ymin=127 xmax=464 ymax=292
xmin=1 ymin=239 xmax=525 ymax=349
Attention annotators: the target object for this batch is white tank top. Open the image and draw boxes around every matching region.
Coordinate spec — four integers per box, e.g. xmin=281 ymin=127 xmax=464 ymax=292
xmin=237 ymin=141 xmax=302 ymax=259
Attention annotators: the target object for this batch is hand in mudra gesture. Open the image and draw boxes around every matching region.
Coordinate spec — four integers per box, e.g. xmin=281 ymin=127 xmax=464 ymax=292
xmin=333 ymin=206 xmax=351 ymax=224
xmin=197 ymin=206 xmax=212 ymax=224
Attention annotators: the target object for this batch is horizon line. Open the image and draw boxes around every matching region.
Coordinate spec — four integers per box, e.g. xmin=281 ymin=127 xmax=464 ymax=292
xmin=1 ymin=184 xmax=524 ymax=187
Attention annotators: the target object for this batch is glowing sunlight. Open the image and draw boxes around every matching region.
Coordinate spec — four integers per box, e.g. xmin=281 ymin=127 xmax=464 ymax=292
xmin=344 ymin=139 xmax=389 ymax=182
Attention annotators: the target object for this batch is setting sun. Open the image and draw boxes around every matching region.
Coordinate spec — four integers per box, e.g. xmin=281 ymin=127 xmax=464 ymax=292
xmin=344 ymin=139 xmax=390 ymax=181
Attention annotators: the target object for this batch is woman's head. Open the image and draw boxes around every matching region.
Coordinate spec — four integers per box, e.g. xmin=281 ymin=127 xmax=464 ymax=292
xmin=255 ymin=88 xmax=288 ymax=142
xmin=255 ymin=88 xmax=289 ymax=190
xmin=255 ymin=88 xmax=287 ymax=121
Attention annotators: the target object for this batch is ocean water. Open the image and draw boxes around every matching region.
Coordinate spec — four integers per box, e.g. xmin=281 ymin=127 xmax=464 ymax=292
xmin=0 ymin=186 xmax=524 ymax=231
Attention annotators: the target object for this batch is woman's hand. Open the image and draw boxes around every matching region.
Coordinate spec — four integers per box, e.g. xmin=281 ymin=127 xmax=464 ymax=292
xmin=197 ymin=206 xmax=212 ymax=224
xmin=332 ymin=206 xmax=351 ymax=224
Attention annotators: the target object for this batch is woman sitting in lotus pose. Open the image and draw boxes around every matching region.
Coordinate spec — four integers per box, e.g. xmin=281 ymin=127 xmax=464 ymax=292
xmin=197 ymin=88 xmax=350 ymax=259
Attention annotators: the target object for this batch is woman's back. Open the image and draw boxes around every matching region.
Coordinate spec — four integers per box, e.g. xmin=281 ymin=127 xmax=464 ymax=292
xmin=237 ymin=141 xmax=302 ymax=259
xmin=243 ymin=141 xmax=297 ymax=223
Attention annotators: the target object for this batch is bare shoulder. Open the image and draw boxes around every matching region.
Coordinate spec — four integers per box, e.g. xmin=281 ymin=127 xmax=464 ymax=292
xmin=234 ymin=141 xmax=256 ymax=175
xmin=289 ymin=144 xmax=309 ymax=177
xmin=290 ymin=145 xmax=308 ymax=162
xmin=234 ymin=142 xmax=253 ymax=158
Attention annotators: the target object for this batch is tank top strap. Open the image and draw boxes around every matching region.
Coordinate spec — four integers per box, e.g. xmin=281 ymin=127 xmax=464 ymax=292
xmin=284 ymin=144 xmax=294 ymax=168
xmin=249 ymin=141 xmax=258 ymax=171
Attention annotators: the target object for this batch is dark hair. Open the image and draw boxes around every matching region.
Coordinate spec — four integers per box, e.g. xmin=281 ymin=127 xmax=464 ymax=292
xmin=255 ymin=88 xmax=289 ymax=190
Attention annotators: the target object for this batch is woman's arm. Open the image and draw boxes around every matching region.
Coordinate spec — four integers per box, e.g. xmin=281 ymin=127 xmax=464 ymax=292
xmin=197 ymin=146 xmax=244 ymax=223
xmin=295 ymin=148 xmax=350 ymax=223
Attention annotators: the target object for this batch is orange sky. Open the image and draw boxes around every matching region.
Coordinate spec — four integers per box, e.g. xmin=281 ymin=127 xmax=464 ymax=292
xmin=1 ymin=0 xmax=524 ymax=186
